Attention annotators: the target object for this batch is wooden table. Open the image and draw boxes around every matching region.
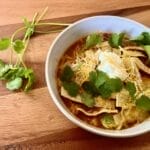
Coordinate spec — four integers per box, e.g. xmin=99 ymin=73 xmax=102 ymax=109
xmin=0 ymin=0 xmax=150 ymax=149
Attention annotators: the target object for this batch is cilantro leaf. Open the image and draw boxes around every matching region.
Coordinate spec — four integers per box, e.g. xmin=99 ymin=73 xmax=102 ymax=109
xmin=2 ymin=68 xmax=18 ymax=80
xmin=101 ymin=114 xmax=115 ymax=128
xmin=23 ymin=68 xmax=35 ymax=92
xmin=81 ymin=92 xmax=95 ymax=107
xmin=125 ymin=82 xmax=136 ymax=97
xmin=89 ymin=71 xmax=97 ymax=83
xmin=89 ymin=70 xmax=108 ymax=88
xmin=0 ymin=65 xmax=35 ymax=91
xmin=109 ymin=33 xmax=125 ymax=48
xmin=0 ymin=64 xmax=12 ymax=78
xmin=95 ymin=71 xmax=109 ymax=88
xmin=23 ymin=18 xmax=35 ymax=39
xmin=13 ymin=40 xmax=25 ymax=53
xmin=82 ymin=81 xmax=98 ymax=95
xmin=133 ymin=32 xmax=150 ymax=45
xmin=136 ymin=95 xmax=150 ymax=111
xmin=60 ymin=65 xmax=74 ymax=82
xmin=86 ymin=71 xmax=123 ymax=99
xmin=6 ymin=77 xmax=23 ymax=91
xmin=98 ymin=78 xmax=123 ymax=99
xmin=86 ymin=33 xmax=102 ymax=49
xmin=99 ymin=84 xmax=112 ymax=99
xmin=62 ymin=81 xmax=79 ymax=97
xmin=0 ymin=38 xmax=10 ymax=50
xmin=104 ymin=78 xmax=123 ymax=93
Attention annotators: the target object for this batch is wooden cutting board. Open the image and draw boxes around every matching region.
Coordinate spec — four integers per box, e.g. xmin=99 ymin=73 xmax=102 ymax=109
xmin=0 ymin=0 xmax=150 ymax=149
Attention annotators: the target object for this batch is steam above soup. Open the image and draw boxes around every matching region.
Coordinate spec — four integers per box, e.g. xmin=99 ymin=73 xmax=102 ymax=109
xmin=57 ymin=32 xmax=150 ymax=130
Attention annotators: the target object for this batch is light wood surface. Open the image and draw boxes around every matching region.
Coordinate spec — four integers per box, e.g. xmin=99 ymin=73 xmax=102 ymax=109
xmin=0 ymin=0 xmax=150 ymax=149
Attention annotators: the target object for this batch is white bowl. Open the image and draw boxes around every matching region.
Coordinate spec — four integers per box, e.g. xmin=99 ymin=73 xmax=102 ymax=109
xmin=45 ymin=16 xmax=150 ymax=137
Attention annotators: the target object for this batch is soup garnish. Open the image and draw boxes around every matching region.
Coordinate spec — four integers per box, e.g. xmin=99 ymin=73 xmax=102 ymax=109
xmin=57 ymin=32 xmax=150 ymax=130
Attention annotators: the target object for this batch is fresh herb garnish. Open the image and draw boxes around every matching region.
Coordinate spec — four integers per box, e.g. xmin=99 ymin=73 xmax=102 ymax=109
xmin=82 ymin=81 xmax=99 ymax=96
xmin=109 ymin=33 xmax=125 ymax=48
xmin=80 ymin=92 xmax=95 ymax=107
xmin=0 ymin=61 xmax=35 ymax=91
xmin=98 ymin=78 xmax=123 ymax=99
xmin=98 ymin=84 xmax=112 ymax=99
xmin=83 ymin=70 xmax=123 ymax=99
xmin=60 ymin=65 xmax=80 ymax=97
xmin=85 ymin=33 xmax=102 ymax=49
xmin=60 ymin=65 xmax=74 ymax=82
xmin=6 ymin=77 xmax=23 ymax=91
xmin=132 ymin=32 xmax=150 ymax=59
xmin=133 ymin=32 xmax=150 ymax=45
xmin=136 ymin=95 xmax=150 ymax=111
xmin=125 ymin=81 xmax=136 ymax=97
xmin=104 ymin=78 xmax=123 ymax=93
xmin=89 ymin=70 xmax=108 ymax=88
xmin=13 ymin=40 xmax=25 ymax=53
xmin=0 ymin=38 xmax=10 ymax=50
xmin=101 ymin=114 xmax=115 ymax=127
xmin=0 ymin=7 xmax=69 ymax=91
xmin=62 ymin=81 xmax=79 ymax=97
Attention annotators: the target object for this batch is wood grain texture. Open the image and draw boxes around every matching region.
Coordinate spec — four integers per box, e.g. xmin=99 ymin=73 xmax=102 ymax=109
xmin=0 ymin=0 xmax=150 ymax=149
xmin=0 ymin=88 xmax=76 ymax=146
xmin=2 ymin=130 xmax=150 ymax=150
xmin=0 ymin=0 xmax=150 ymax=25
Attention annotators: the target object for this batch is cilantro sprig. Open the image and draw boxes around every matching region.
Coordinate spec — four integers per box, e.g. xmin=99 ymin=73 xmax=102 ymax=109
xmin=109 ymin=33 xmax=125 ymax=48
xmin=60 ymin=65 xmax=79 ymax=97
xmin=133 ymin=32 xmax=150 ymax=45
xmin=60 ymin=66 xmax=150 ymax=110
xmin=125 ymin=81 xmax=136 ymax=98
xmin=0 ymin=7 xmax=70 ymax=91
xmin=0 ymin=60 xmax=35 ymax=91
xmin=82 ymin=70 xmax=123 ymax=99
xmin=81 ymin=92 xmax=95 ymax=107
xmin=101 ymin=114 xmax=116 ymax=129
xmin=136 ymin=95 xmax=150 ymax=111
xmin=132 ymin=32 xmax=150 ymax=59
xmin=85 ymin=33 xmax=102 ymax=49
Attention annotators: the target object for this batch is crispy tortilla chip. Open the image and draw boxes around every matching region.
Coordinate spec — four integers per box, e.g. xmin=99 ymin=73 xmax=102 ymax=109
xmin=123 ymin=50 xmax=146 ymax=57
xmin=123 ymin=107 xmax=149 ymax=124
xmin=124 ymin=46 xmax=144 ymax=51
xmin=123 ymin=57 xmax=143 ymax=91
xmin=113 ymin=112 xmax=124 ymax=130
xmin=116 ymin=89 xmax=134 ymax=109
xmin=95 ymin=96 xmax=116 ymax=109
xmin=61 ymin=87 xmax=82 ymax=103
xmin=76 ymin=107 xmax=118 ymax=117
xmin=134 ymin=58 xmax=150 ymax=74
xmin=61 ymin=87 xmax=116 ymax=108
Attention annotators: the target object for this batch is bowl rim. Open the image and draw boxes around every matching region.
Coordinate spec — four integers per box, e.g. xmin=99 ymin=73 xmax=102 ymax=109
xmin=45 ymin=15 xmax=150 ymax=138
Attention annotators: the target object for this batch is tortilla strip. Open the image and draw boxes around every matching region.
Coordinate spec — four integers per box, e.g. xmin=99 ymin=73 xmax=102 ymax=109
xmin=61 ymin=87 xmax=116 ymax=108
xmin=113 ymin=113 xmax=124 ymax=130
xmin=61 ymin=87 xmax=82 ymax=103
xmin=124 ymin=46 xmax=144 ymax=51
xmin=116 ymin=89 xmax=134 ymax=109
xmin=76 ymin=107 xmax=118 ymax=117
xmin=134 ymin=57 xmax=150 ymax=74
xmin=123 ymin=50 xmax=146 ymax=57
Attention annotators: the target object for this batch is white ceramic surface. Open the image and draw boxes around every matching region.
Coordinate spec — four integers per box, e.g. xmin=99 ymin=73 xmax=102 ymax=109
xmin=45 ymin=16 xmax=150 ymax=137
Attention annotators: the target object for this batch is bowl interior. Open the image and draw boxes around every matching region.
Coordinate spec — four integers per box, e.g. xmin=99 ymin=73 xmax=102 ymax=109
xmin=46 ymin=16 xmax=150 ymax=137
